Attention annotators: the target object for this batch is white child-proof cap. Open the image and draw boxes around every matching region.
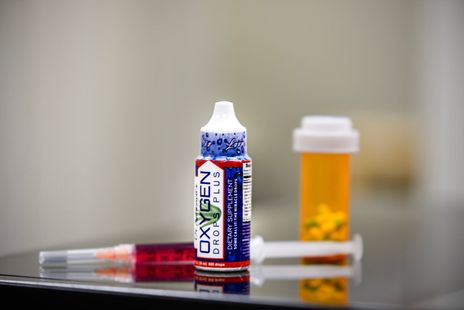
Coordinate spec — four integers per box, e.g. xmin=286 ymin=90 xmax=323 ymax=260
xmin=293 ymin=116 xmax=359 ymax=153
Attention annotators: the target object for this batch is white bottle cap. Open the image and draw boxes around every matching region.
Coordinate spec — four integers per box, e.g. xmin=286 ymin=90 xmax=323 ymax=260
xmin=201 ymin=101 xmax=246 ymax=133
xmin=293 ymin=116 xmax=359 ymax=153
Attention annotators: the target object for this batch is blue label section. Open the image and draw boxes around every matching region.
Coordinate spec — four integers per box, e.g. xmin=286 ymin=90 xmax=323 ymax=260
xmin=242 ymin=222 xmax=250 ymax=259
xmin=224 ymin=166 xmax=249 ymax=262
xmin=195 ymin=279 xmax=250 ymax=295
xmin=221 ymin=281 xmax=250 ymax=295
xmin=201 ymin=131 xmax=246 ymax=158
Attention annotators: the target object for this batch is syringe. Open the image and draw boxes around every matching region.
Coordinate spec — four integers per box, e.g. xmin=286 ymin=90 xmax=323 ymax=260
xmin=39 ymin=234 xmax=363 ymax=266
xmin=250 ymin=234 xmax=363 ymax=263
xmin=39 ymin=242 xmax=194 ymax=266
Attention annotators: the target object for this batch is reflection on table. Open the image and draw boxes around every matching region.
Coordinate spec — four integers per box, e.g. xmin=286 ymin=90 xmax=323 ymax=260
xmin=299 ymin=256 xmax=357 ymax=306
xmin=40 ymin=259 xmax=361 ymax=301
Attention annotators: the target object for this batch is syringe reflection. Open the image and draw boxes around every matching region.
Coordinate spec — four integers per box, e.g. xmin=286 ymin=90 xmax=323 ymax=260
xmin=40 ymin=261 xmax=361 ymax=296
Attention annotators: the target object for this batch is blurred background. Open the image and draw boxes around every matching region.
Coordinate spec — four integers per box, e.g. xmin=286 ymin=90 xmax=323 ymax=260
xmin=0 ymin=0 xmax=463 ymax=257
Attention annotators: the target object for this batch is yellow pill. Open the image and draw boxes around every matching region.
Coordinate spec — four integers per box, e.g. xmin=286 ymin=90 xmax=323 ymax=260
xmin=320 ymin=221 xmax=336 ymax=233
xmin=308 ymin=227 xmax=323 ymax=240
xmin=318 ymin=283 xmax=335 ymax=297
xmin=315 ymin=213 xmax=331 ymax=224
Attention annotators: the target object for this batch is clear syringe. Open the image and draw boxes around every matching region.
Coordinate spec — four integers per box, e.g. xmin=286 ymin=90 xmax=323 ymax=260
xmin=39 ymin=234 xmax=363 ymax=266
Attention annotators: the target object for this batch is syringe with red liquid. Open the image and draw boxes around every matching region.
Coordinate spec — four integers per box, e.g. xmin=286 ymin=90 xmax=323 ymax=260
xmin=39 ymin=235 xmax=362 ymax=266
xmin=40 ymin=242 xmax=195 ymax=265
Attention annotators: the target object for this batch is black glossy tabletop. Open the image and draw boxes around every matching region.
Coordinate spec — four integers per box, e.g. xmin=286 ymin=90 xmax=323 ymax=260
xmin=1 ymin=193 xmax=463 ymax=309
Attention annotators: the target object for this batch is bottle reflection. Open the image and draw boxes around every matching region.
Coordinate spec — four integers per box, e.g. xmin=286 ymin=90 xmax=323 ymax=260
xmin=300 ymin=274 xmax=348 ymax=305
xmin=41 ymin=262 xmax=250 ymax=295
xmin=194 ymin=271 xmax=250 ymax=295
xmin=299 ymin=257 xmax=352 ymax=306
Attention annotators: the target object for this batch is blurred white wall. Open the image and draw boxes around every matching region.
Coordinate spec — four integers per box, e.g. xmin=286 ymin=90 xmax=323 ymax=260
xmin=0 ymin=0 xmax=415 ymax=256
xmin=413 ymin=0 xmax=464 ymax=204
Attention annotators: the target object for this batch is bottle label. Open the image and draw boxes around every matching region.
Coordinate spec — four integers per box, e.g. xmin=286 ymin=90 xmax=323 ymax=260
xmin=194 ymin=159 xmax=251 ymax=270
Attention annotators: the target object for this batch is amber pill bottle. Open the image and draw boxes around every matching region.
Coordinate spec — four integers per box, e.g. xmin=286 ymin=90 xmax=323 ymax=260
xmin=293 ymin=116 xmax=359 ymax=244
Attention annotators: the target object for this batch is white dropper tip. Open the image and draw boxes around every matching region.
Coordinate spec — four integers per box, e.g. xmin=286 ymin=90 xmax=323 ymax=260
xmin=201 ymin=101 xmax=246 ymax=133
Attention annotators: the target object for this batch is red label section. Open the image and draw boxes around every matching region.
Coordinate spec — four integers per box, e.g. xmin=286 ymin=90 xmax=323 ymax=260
xmin=196 ymin=159 xmax=250 ymax=168
xmin=194 ymin=260 xmax=250 ymax=269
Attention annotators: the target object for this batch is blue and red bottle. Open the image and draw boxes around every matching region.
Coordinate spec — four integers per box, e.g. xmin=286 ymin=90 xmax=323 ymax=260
xmin=194 ymin=101 xmax=252 ymax=272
